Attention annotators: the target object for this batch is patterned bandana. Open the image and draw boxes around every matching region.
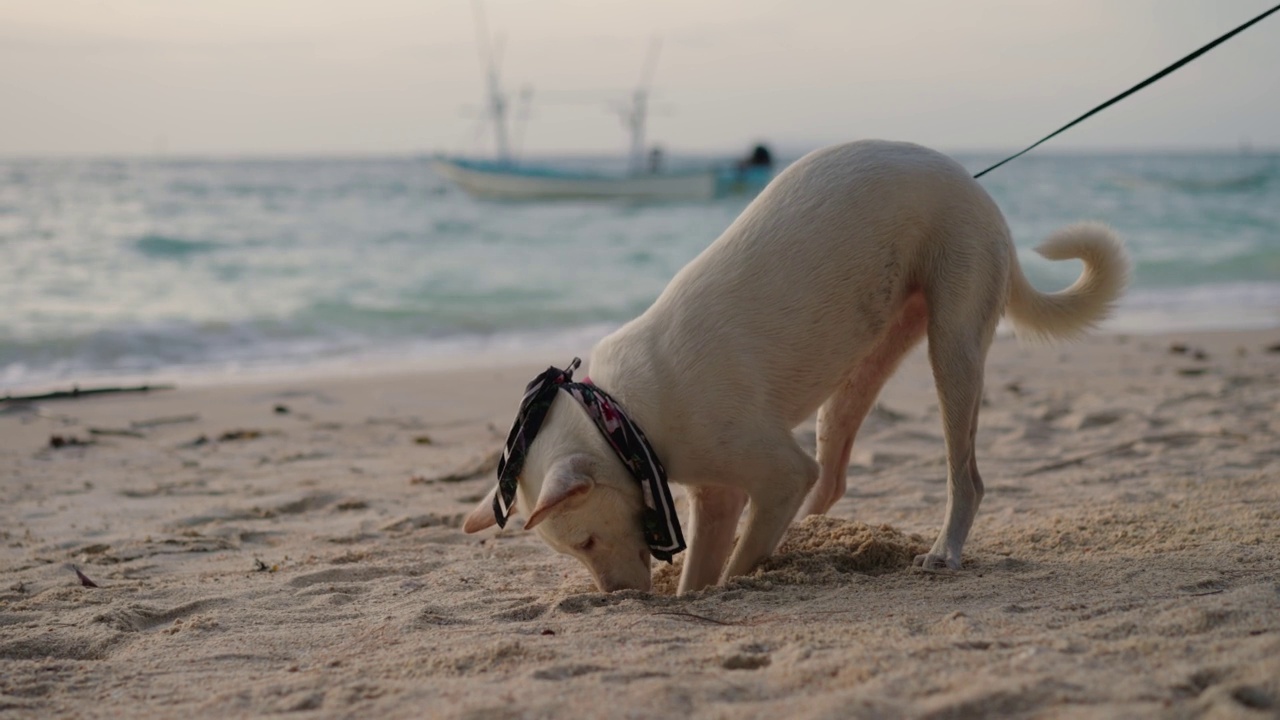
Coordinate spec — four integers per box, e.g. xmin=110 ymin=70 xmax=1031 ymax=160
xmin=492 ymin=358 xmax=686 ymax=562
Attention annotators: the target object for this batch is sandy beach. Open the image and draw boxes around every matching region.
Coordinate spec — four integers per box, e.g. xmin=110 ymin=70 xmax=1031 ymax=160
xmin=2 ymin=328 xmax=1278 ymax=719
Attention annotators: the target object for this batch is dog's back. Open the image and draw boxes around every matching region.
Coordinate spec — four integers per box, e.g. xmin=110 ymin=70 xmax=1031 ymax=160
xmin=597 ymin=140 xmax=1012 ymax=428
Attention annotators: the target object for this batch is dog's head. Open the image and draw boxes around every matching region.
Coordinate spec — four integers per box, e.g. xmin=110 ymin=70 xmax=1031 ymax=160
xmin=463 ymin=393 xmax=652 ymax=592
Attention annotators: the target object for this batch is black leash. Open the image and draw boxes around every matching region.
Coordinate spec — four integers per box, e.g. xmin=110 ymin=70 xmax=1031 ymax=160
xmin=974 ymin=3 xmax=1280 ymax=179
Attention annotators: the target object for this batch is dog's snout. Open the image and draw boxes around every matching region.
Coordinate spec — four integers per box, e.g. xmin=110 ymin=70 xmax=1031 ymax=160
xmin=596 ymin=570 xmax=652 ymax=594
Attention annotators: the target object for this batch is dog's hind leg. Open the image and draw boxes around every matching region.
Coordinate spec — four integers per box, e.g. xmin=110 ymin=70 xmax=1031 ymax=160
xmin=720 ymin=438 xmax=819 ymax=581
xmin=800 ymin=292 xmax=928 ymax=517
xmin=678 ymin=485 xmax=748 ymax=594
xmin=915 ymin=281 xmax=1000 ymax=571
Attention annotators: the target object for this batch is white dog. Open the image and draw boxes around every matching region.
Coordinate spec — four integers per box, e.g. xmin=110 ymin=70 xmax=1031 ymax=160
xmin=464 ymin=140 xmax=1128 ymax=595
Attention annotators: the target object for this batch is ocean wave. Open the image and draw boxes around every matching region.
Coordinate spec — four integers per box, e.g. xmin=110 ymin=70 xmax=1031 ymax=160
xmin=1142 ymin=168 xmax=1276 ymax=195
xmin=2 ymin=281 xmax=1277 ymax=390
xmin=133 ymin=234 xmax=222 ymax=258
xmin=0 ymin=317 xmax=619 ymax=389
xmin=2 ymin=153 xmax=1278 ymax=389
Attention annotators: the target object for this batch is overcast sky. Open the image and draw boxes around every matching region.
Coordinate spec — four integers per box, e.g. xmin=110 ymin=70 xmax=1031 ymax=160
xmin=2 ymin=1 xmax=1278 ymax=157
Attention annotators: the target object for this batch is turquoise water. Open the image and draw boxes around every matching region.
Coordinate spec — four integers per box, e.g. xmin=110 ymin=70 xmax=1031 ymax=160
xmin=2 ymin=151 xmax=1278 ymax=389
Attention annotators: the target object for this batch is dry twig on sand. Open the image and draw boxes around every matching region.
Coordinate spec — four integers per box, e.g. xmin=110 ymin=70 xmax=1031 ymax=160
xmin=1 ymin=384 xmax=175 ymax=404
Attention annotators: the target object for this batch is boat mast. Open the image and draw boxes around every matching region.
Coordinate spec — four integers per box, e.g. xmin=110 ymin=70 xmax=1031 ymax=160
xmin=625 ymin=38 xmax=661 ymax=174
xmin=473 ymin=1 xmax=512 ymax=163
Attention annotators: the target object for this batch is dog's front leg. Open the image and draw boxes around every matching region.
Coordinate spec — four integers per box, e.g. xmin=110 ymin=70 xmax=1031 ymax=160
xmin=677 ymin=485 xmax=747 ymax=594
xmin=720 ymin=441 xmax=818 ymax=582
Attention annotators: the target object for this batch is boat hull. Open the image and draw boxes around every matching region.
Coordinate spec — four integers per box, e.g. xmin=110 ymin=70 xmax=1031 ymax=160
xmin=434 ymin=159 xmax=725 ymax=201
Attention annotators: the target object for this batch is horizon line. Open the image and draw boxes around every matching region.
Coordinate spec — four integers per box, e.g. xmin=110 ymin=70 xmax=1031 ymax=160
xmin=3 ymin=143 xmax=1278 ymax=162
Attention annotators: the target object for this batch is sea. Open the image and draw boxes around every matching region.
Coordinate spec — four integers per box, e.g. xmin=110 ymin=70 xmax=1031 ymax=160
xmin=2 ymin=150 xmax=1278 ymax=391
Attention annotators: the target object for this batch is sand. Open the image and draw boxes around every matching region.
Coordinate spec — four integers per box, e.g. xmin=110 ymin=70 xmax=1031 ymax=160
xmin=2 ymin=329 xmax=1278 ymax=719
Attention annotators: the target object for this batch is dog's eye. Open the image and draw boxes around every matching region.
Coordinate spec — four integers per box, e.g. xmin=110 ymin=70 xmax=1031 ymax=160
xmin=577 ymin=536 xmax=596 ymax=552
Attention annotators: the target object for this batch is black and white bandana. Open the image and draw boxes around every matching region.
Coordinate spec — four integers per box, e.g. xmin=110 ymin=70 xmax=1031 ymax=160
xmin=492 ymin=358 xmax=686 ymax=562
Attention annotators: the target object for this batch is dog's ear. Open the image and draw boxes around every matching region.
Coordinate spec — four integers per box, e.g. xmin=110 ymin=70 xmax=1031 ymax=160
xmin=462 ymin=485 xmax=501 ymax=533
xmin=524 ymin=456 xmax=595 ymax=530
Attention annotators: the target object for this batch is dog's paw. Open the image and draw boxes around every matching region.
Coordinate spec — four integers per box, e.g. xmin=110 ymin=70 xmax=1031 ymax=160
xmin=913 ymin=552 xmax=962 ymax=573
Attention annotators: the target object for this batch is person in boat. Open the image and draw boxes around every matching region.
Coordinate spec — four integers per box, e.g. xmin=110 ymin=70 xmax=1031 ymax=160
xmin=738 ymin=143 xmax=774 ymax=170
xmin=648 ymin=146 xmax=664 ymax=174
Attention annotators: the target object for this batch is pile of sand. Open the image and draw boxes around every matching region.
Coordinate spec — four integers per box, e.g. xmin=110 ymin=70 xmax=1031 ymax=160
xmin=653 ymin=517 xmax=928 ymax=594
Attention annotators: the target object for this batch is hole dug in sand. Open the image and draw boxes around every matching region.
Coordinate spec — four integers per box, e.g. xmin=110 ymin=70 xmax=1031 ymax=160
xmin=653 ymin=516 xmax=929 ymax=594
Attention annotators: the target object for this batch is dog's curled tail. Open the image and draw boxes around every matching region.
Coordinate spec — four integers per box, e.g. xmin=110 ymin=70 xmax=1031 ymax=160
xmin=1005 ymin=222 xmax=1130 ymax=341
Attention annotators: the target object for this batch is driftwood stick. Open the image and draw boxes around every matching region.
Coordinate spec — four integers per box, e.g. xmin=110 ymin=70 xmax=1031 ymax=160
xmin=131 ymin=414 xmax=199 ymax=429
xmin=88 ymin=427 xmax=146 ymax=438
xmin=1 ymin=384 xmax=175 ymax=405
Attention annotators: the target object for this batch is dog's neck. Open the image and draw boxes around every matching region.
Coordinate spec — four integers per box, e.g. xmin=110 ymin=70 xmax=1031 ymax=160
xmin=581 ymin=363 xmax=664 ymax=442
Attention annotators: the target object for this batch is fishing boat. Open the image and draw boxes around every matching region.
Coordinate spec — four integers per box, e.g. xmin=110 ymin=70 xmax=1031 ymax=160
xmin=433 ymin=157 xmax=773 ymax=202
xmin=436 ymin=12 xmax=774 ymax=202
